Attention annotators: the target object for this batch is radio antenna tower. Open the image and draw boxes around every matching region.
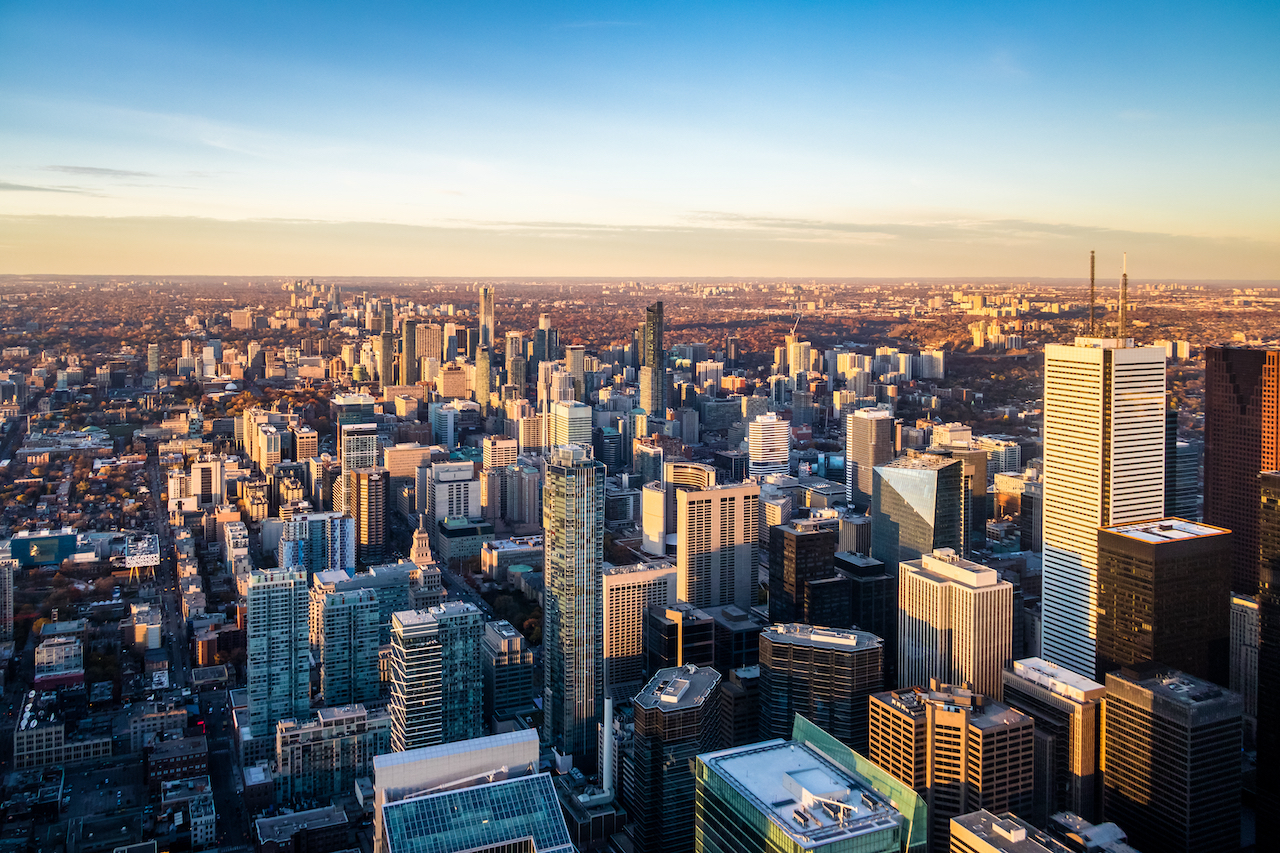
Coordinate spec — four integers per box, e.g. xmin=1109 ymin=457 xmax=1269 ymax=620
xmin=1089 ymin=250 xmax=1096 ymax=335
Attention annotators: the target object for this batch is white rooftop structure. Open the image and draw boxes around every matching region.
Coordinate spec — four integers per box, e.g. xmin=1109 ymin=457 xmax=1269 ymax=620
xmin=1101 ymin=517 xmax=1230 ymax=544
xmin=1009 ymin=658 xmax=1106 ymax=702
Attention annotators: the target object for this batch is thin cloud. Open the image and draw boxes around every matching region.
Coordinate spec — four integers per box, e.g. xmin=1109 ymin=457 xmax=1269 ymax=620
xmin=0 ymin=181 xmax=84 ymax=193
xmin=46 ymin=165 xmax=155 ymax=178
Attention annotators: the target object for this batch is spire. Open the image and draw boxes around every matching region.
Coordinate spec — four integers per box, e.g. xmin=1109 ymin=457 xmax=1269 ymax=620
xmin=411 ymin=513 xmax=435 ymax=567
xmin=1119 ymin=252 xmax=1128 ymax=338
xmin=1088 ymin=250 xmax=1096 ymax=335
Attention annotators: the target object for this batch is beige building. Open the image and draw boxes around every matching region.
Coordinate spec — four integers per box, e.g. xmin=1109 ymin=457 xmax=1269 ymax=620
xmin=601 ymin=563 xmax=677 ymax=699
xmin=898 ymin=548 xmax=1013 ymax=699
xmin=676 ymin=481 xmax=760 ymax=610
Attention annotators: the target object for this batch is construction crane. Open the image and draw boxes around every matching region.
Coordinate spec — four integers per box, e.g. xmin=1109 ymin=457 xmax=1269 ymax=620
xmin=790 ymin=311 xmax=802 ymax=336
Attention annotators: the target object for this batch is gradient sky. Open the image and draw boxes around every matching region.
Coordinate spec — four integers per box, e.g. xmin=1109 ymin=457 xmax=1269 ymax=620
xmin=1 ymin=1 xmax=1277 ymax=277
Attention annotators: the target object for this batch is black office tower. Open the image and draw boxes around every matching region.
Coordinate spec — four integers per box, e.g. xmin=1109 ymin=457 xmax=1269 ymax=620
xmin=767 ymin=519 xmax=842 ymax=625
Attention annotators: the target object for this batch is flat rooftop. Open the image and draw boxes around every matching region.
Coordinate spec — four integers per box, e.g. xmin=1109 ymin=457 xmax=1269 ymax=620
xmin=952 ymin=810 xmax=1071 ymax=852
xmin=763 ymin=624 xmax=883 ymax=652
xmin=881 ymin=453 xmax=956 ymax=471
xmin=255 ymin=805 xmax=346 ymax=844
xmin=483 ymin=536 xmax=543 ymax=551
xmin=699 ymin=738 xmax=903 ymax=850
xmin=634 ymin=664 xmax=721 ymax=712
xmin=1101 ymin=517 xmax=1230 ymax=543
xmin=1008 ymin=658 xmax=1105 ymax=703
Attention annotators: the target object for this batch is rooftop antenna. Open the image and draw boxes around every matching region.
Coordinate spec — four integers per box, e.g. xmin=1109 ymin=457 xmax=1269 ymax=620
xmin=1089 ymin=250 xmax=1096 ymax=335
xmin=1118 ymin=253 xmax=1128 ymax=338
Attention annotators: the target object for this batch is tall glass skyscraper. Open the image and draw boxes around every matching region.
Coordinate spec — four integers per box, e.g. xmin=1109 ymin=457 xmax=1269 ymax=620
xmin=542 ymin=444 xmax=605 ymax=766
xmin=246 ymin=569 xmax=311 ymax=737
xmin=639 ymin=301 xmax=665 ymax=415
xmin=400 ymin=318 xmax=418 ymax=385
xmin=478 ymin=285 xmax=496 ymax=349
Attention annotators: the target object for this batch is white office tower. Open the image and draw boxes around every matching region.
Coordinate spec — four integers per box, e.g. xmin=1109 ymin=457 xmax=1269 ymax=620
xmin=478 ymin=285 xmax=495 ymax=348
xmin=246 ymin=569 xmax=311 ymax=737
xmin=846 ymin=409 xmax=895 ymax=508
xmin=601 ymin=564 xmax=677 ymax=699
xmin=747 ymin=413 xmax=790 ymax=477
xmin=542 ymin=445 xmax=606 ymax=765
xmin=1041 ymin=337 xmax=1165 ymax=677
xmin=416 ymin=461 xmax=480 ymax=525
xmin=898 ymin=548 xmax=1013 ymax=699
xmin=677 ymin=480 xmax=761 ymax=610
xmin=549 ymin=400 xmax=592 ymax=448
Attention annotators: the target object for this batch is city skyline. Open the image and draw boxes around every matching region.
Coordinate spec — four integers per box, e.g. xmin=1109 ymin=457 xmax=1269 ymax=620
xmin=2 ymin=2 xmax=1277 ymax=277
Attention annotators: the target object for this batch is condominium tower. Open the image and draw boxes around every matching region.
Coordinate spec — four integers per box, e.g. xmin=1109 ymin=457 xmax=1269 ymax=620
xmin=246 ymin=569 xmax=311 ymax=737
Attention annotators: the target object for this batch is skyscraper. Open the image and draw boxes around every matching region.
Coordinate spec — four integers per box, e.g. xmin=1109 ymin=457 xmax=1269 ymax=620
xmin=870 ymin=452 xmax=965 ymax=570
xmin=348 ymin=467 xmax=389 ymax=566
xmin=846 ymin=409 xmax=895 ymax=509
xmin=478 ymin=285 xmax=495 ymax=348
xmin=480 ymin=619 xmax=536 ymax=724
xmin=400 ymin=318 xmax=418 ymax=385
xmin=747 ymin=412 xmax=790 ymax=477
xmin=898 ymin=548 xmax=1013 ymax=700
xmin=677 ymin=480 xmax=759 ymax=611
xmin=767 ymin=518 xmax=845 ymax=626
xmin=1001 ymin=657 xmax=1105 ymax=824
xmin=279 ymin=511 xmax=356 ymax=576
xmin=601 ymin=563 xmax=677 ymax=699
xmin=312 ymin=588 xmax=380 ymax=706
xmin=1101 ymin=665 xmax=1241 ymax=853
xmin=759 ymin=623 xmax=883 ymax=754
xmin=1041 ymin=337 xmax=1165 ymax=677
xmin=1095 ymin=518 xmax=1231 ymax=684
xmin=473 ymin=345 xmax=492 ymax=410
xmin=868 ymin=682 xmax=1034 ymax=852
xmin=246 ymin=569 xmax=311 ymax=737
xmin=542 ymin=444 xmax=605 ymax=765
xmin=388 ymin=602 xmax=483 ymax=752
xmin=376 ymin=331 xmax=396 ymax=388
xmin=1203 ymin=347 xmax=1280 ymax=592
xmin=1255 ymin=471 xmax=1280 ymax=829
xmin=639 ymin=301 xmax=664 ymax=416
xmin=627 ymin=664 xmax=722 ymax=853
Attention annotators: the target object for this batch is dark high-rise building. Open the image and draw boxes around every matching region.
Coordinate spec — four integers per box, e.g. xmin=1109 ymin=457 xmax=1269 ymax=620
xmin=1095 ymin=518 xmax=1231 ymax=685
xmin=645 ymin=603 xmax=714 ymax=674
xmin=1165 ymin=405 xmax=1199 ymax=520
xmin=703 ymin=604 xmax=768 ymax=673
xmin=834 ymin=551 xmax=896 ymax=649
xmin=1102 ymin=665 xmax=1241 ymax=853
xmin=1203 ymin=346 xmax=1280 ymax=592
xmin=639 ymin=302 xmax=665 ymax=416
xmin=768 ymin=518 xmax=843 ymax=625
xmin=759 ymin=624 xmax=883 ymax=754
xmin=1257 ymin=472 xmax=1280 ymax=833
xmin=717 ymin=665 xmax=759 ymax=748
xmin=627 ymin=664 xmax=721 ymax=853
xmin=725 ymin=334 xmax=740 ymax=368
xmin=348 ymin=467 xmax=389 ymax=566
xmin=542 ymin=445 xmax=605 ymax=766
xmin=870 ymin=452 xmax=965 ymax=570
xmin=845 ymin=409 xmax=895 ymax=509
xmin=591 ymin=426 xmax=622 ymax=474
xmin=400 ymin=319 xmax=419 ymax=385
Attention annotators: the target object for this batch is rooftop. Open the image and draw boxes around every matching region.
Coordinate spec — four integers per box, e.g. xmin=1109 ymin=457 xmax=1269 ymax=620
xmin=951 ymin=810 xmax=1071 ymax=853
xmin=1007 ymin=658 xmax=1105 ymax=703
xmin=763 ymin=624 xmax=884 ymax=652
xmin=879 ymin=452 xmax=958 ymax=471
xmin=698 ymin=738 xmax=903 ymax=850
xmin=903 ymin=548 xmax=1004 ymax=589
xmin=482 ymin=535 xmax=543 ymax=551
xmin=255 ymin=805 xmax=347 ymax=844
xmin=1100 ymin=517 xmax=1230 ymax=543
xmin=633 ymin=664 xmax=721 ymax=711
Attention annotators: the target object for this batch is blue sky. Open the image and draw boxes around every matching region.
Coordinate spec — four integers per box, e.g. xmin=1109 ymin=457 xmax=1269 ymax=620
xmin=1 ymin=1 xmax=1276 ymax=276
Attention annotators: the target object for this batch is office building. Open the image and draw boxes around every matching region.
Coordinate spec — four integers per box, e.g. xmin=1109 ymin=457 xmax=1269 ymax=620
xmin=481 ymin=435 xmax=518 ymax=470
xmin=345 ymin=467 xmax=389 ymax=565
xmin=275 ymin=704 xmax=392 ymax=802
xmin=549 ymin=400 xmax=592 ymax=447
xmin=948 ymin=811 xmax=1075 ymax=853
xmin=870 ymin=452 xmax=965 ymax=571
xmin=1041 ymin=337 xmax=1165 ymax=679
xmin=760 ymin=623 xmax=884 ymax=753
xmin=677 ymin=480 xmax=759 ymax=610
xmin=1095 ymin=518 xmax=1231 ymax=684
xmin=1203 ymin=347 xmax=1280 ymax=592
xmin=480 ymin=619 xmax=536 ymax=723
xmin=627 ymin=665 xmax=722 ymax=853
xmin=646 ymin=602 xmax=714 ymax=673
xmin=542 ymin=445 xmax=605 ymax=764
xmin=768 ymin=517 xmax=846 ymax=626
xmin=374 ymin=738 xmax=571 ymax=853
xmin=847 ymin=409 xmax=895 ymax=509
xmin=246 ymin=570 xmax=311 ymax=737
xmin=1230 ymin=593 xmax=1259 ymax=728
xmin=1102 ymin=665 xmax=1241 ymax=853
xmin=312 ymin=588 xmax=379 ymax=706
xmin=1259 ymin=472 xmax=1280 ymax=828
xmin=898 ymin=549 xmax=1013 ymax=700
xmin=388 ymin=603 xmax=483 ymax=751
xmin=695 ymin=714 xmax=927 ymax=853
xmin=1001 ymin=658 xmax=1104 ymax=824
xmin=400 ymin=319 xmax=418 ymax=385
xmin=747 ymin=413 xmax=790 ymax=477
xmin=834 ymin=551 xmax=896 ymax=651
xmin=376 ymin=330 xmax=395 ymax=388
xmin=704 ymin=604 xmax=769 ymax=673
xmin=601 ymin=563 xmax=677 ymax=699
xmin=868 ymin=682 xmax=1034 ymax=852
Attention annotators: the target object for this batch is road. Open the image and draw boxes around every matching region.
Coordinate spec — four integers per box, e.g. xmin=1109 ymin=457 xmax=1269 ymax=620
xmin=147 ymin=455 xmax=191 ymax=688
xmin=439 ymin=566 xmax=494 ymax=618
